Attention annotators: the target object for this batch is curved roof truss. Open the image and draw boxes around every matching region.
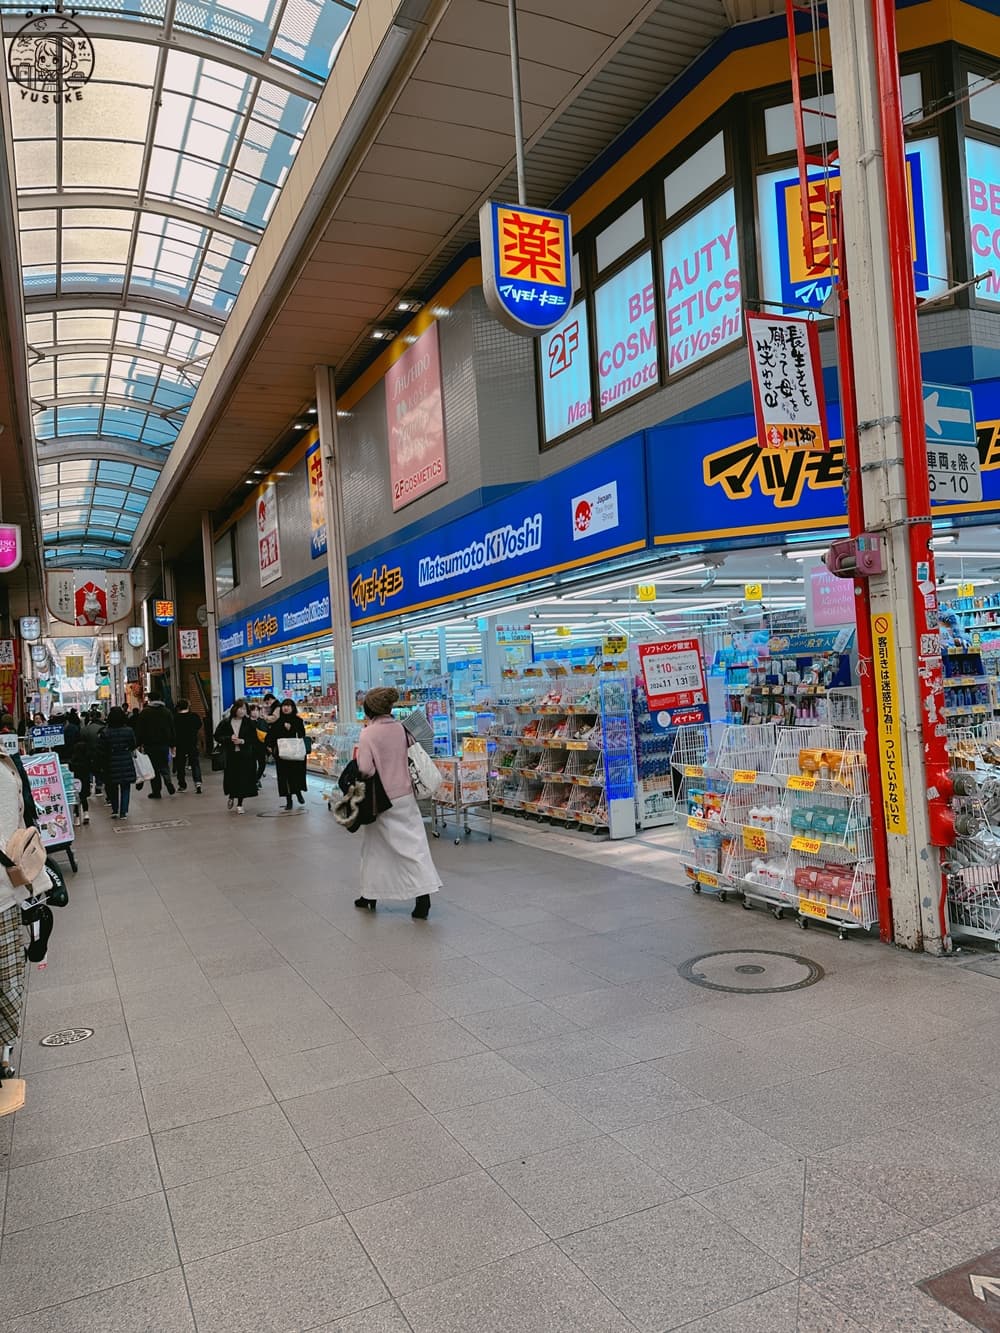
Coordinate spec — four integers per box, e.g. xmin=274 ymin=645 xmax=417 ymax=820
xmin=0 ymin=0 xmax=359 ymax=562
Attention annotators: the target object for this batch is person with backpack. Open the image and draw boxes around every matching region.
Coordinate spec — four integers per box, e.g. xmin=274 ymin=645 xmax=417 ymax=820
xmin=98 ymin=707 xmax=137 ymax=820
xmin=173 ymin=699 xmax=203 ymax=793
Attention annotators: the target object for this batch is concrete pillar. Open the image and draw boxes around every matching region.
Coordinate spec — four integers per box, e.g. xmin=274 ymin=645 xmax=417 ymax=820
xmin=314 ymin=365 xmax=356 ymax=722
xmin=201 ymin=512 xmax=223 ymax=728
xmin=828 ymin=1 xmax=945 ymax=950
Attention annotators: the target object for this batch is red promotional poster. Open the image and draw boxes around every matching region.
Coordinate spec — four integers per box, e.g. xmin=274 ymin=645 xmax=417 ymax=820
xmin=385 ymin=324 xmax=447 ymax=511
xmin=638 ymin=638 xmax=707 ymax=712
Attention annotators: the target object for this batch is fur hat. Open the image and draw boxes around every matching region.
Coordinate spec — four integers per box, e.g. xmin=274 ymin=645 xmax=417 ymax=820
xmin=363 ymin=687 xmax=399 ymax=718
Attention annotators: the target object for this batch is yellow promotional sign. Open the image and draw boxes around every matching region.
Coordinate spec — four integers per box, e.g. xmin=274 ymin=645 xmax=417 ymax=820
xmin=64 ymin=655 xmax=84 ymax=677
xmin=603 ymin=634 xmax=627 ymax=657
xmin=870 ymin=611 xmax=908 ymax=835
xmin=636 ymin=584 xmax=657 ymax=602
xmin=956 ymin=582 xmax=975 ymax=598
xmin=744 ymin=583 xmax=763 ymax=602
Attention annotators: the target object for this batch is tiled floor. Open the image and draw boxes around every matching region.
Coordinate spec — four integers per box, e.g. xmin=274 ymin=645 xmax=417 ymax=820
xmin=2 ymin=778 xmax=999 ymax=1331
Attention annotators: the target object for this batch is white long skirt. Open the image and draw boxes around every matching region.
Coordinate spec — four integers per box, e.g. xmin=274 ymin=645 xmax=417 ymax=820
xmin=360 ymin=794 xmax=442 ymax=902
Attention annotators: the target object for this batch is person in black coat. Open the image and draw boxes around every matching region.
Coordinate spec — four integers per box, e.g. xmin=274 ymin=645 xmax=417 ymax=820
xmin=98 ymin=706 xmax=137 ymax=820
xmin=134 ymin=693 xmax=176 ymax=799
xmin=266 ymin=699 xmax=308 ymax=812
xmin=214 ymin=700 xmax=258 ymax=813
xmin=172 ymin=699 xmax=203 ymax=793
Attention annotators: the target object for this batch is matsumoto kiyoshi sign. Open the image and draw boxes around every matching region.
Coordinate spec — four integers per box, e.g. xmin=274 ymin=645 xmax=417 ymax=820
xmin=647 ymin=373 xmax=1000 ymax=547
xmin=348 ymin=434 xmax=647 ymax=625
xmin=218 ymin=578 xmax=331 ymax=660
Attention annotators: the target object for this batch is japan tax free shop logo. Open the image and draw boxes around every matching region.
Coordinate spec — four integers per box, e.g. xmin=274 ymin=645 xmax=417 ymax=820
xmin=7 ymin=11 xmax=94 ymax=104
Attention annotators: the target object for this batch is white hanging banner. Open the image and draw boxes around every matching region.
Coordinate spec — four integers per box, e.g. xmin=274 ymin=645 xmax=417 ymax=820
xmin=46 ymin=571 xmax=134 ymax=626
xmin=746 ymin=311 xmax=830 ymax=452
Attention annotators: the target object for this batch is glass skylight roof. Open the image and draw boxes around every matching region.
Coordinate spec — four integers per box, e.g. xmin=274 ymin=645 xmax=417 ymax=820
xmin=2 ymin=0 xmax=358 ymax=563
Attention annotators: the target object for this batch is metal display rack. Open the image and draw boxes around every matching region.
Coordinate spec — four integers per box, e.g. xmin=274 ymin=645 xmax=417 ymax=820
xmin=671 ymin=721 xmax=877 ymax=937
xmin=432 ymin=741 xmax=493 ymax=844
xmin=943 ymin=723 xmax=1000 ymax=949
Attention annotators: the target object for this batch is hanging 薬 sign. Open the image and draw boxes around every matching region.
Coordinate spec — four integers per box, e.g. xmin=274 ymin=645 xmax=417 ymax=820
xmin=46 ymin=571 xmax=133 ymax=626
xmin=153 ymin=600 xmax=175 ymax=626
xmin=479 ymin=201 xmax=573 ymax=336
xmin=746 ymin=312 xmax=830 ymax=452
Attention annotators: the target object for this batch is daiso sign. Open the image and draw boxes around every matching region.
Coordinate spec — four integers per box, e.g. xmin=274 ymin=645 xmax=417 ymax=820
xmin=594 ymin=251 xmax=659 ymax=411
xmin=966 ymin=138 xmax=1000 ymax=304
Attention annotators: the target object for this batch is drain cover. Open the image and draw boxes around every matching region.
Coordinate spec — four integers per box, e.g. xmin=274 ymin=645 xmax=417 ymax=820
xmin=112 ymin=819 xmax=191 ymax=833
xmin=680 ymin=949 xmax=823 ymax=994
xmin=40 ymin=1027 xmax=94 ymax=1047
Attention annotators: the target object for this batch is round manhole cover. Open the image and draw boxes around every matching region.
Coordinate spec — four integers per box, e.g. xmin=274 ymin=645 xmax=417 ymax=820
xmin=39 ymin=1027 xmax=94 ymax=1047
xmin=679 ymin=950 xmax=823 ymax=994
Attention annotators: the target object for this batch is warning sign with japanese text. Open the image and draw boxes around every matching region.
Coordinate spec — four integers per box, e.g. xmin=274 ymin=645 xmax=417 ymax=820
xmin=479 ymin=201 xmax=574 ymax=336
xmin=747 ymin=312 xmax=830 ymax=452
xmin=871 ymin=612 xmax=908 ymax=836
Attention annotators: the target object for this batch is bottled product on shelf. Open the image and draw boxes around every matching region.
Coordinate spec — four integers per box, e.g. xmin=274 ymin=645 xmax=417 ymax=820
xmin=671 ymin=721 xmax=876 ymax=937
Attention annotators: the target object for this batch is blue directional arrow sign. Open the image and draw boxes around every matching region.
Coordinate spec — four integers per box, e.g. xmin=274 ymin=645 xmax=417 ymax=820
xmin=923 ymin=382 xmax=977 ymax=445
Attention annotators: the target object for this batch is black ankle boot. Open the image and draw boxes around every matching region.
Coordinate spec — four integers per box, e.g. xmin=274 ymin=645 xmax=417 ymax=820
xmin=412 ymin=894 xmax=431 ymax=920
xmin=354 ymin=896 xmax=376 ymax=912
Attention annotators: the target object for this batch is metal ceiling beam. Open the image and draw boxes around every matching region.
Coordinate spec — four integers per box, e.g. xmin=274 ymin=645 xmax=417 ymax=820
xmin=17 ymin=194 xmax=261 ymax=246
xmin=24 ymin=294 xmax=224 ymax=334
xmin=64 ymin=16 xmax=320 ymax=101
xmin=35 ymin=437 xmax=166 ymax=468
xmin=28 ymin=341 xmax=207 ymax=372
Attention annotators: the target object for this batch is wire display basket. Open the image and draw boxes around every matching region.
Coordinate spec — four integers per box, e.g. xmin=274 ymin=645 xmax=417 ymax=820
xmin=825 ymin=687 xmax=863 ymax=729
xmin=946 ymin=858 xmax=1000 ymax=948
xmin=715 ymin=722 xmax=778 ymax=776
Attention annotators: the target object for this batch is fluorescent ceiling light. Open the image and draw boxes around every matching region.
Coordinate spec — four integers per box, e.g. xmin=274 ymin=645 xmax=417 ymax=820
xmin=563 ymin=565 xmax=710 ymax=599
xmin=783 ymin=547 xmax=830 ymax=561
xmin=934 ymin=550 xmax=1000 ymax=559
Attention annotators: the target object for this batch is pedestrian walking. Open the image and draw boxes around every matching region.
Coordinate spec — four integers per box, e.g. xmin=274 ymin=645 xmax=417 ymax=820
xmin=267 ymin=699 xmax=308 ymax=812
xmin=98 ymin=707 xmax=137 ymax=820
xmin=173 ymin=699 xmax=203 ymax=793
xmin=80 ymin=709 xmax=105 ymax=794
xmin=213 ymin=700 xmax=258 ymax=814
xmin=353 ymin=687 xmax=441 ymax=920
xmin=134 ymin=692 xmax=176 ymax=799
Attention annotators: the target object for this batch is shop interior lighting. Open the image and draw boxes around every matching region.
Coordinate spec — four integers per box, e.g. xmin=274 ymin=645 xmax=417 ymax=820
xmin=396 ymin=300 xmax=423 ymax=313
xmin=562 ymin=564 xmax=712 ymax=599
xmin=336 ymin=410 xmax=352 ymax=419
xmin=371 ymin=329 xmax=393 ymax=340
xmin=933 ymin=549 xmax=1000 ymax=559
xmin=783 ymin=547 xmax=832 ymax=561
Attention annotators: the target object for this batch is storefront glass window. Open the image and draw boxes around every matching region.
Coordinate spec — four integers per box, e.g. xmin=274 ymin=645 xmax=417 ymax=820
xmin=966 ymin=137 xmax=1000 ymax=306
xmin=661 ymin=188 xmax=742 ymax=375
xmin=593 ymin=251 xmax=659 ymax=413
xmin=968 ymin=70 xmax=1000 ymax=131
xmin=214 ymin=528 xmax=237 ymax=598
xmin=663 ymin=132 xmax=725 ymax=219
xmin=595 ymin=199 xmax=646 ymax=273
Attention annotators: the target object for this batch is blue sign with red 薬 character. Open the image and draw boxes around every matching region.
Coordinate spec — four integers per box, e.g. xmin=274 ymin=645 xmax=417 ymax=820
xmin=479 ymin=201 xmax=574 ymax=336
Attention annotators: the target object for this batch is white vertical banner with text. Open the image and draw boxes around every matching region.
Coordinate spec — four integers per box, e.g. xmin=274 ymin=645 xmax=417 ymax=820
xmin=257 ymin=483 xmax=282 ymax=587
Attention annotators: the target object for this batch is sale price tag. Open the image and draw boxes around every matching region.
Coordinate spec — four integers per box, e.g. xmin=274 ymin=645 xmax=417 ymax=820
xmin=791 ymin=835 xmax=822 ymax=854
xmin=684 ymin=764 xmax=704 ymax=778
xmin=733 ymin=770 xmax=757 ymax=784
xmin=687 ymin=815 xmax=708 ymax=831
xmin=697 ymin=871 xmax=719 ymax=888
xmin=799 ymin=897 xmax=828 ymax=919
xmin=787 ymin=774 xmax=817 ymax=791
xmin=957 ymin=582 xmax=975 ymax=598
xmin=742 ymin=826 xmax=768 ymax=853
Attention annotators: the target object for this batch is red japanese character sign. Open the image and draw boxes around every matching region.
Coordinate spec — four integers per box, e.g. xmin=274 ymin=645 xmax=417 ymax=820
xmin=479 ymin=201 xmax=574 ymax=336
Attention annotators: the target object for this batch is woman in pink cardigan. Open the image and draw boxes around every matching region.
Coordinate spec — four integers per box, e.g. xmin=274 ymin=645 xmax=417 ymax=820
xmin=354 ymin=687 xmax=442 ymax=919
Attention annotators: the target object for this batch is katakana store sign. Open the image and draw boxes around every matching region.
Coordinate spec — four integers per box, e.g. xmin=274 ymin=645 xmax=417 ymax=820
xmin=480 ymin=201 xmax=573 ymax=336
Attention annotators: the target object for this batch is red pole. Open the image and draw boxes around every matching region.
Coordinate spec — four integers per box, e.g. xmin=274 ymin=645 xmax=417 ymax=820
xmin=833 ymin=194 xmax=894 ymax=942
xmin=871 ymin=0 xmax=951 ymax=943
